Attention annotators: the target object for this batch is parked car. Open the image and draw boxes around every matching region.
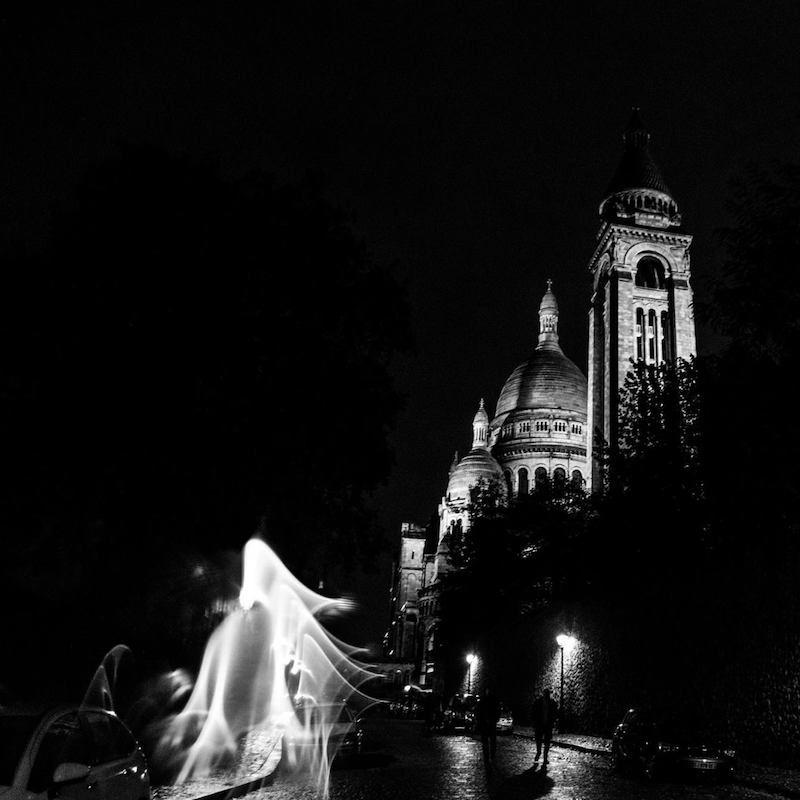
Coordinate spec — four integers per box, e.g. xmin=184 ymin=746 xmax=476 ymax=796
xmin=496 ymin=704 xmax=514 ymax=734
xmin=442 ymin=693 xmax=476 ymax=733
xmin=0 ymin=705 xmax=151 ymax=799
xmin=612 ymin=707 xmax=735 ymax=781
xmin=281 ymin=702 xmax=363 ymax=766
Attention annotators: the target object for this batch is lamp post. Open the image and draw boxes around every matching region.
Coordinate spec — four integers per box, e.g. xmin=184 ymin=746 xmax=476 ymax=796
xmin=556 ymin=634 xmax=575 ymax=732
xmin=466 ymin=652 xmax=475 ymax=694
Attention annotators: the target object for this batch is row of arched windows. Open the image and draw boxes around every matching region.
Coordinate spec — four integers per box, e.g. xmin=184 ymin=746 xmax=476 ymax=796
xmin=635 ymin=307 xmax=672 ymax=363
xmin=616 ymin=192 xmax=677 ymax=219
xmin=503 ymin=466 xmax=584 ymax=496
xmin=499 ymin=419 xmax=583 ymax=439
xmin=634 ymin=194 xmax=675 ymax=215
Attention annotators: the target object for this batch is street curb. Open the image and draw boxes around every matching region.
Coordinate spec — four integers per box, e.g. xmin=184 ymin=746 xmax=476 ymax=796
xmin=732 ymin=779 xmax=800 ymax=800
xmin=512 ymin=733 xmax=800 ymax=799
xmin=511 ymin=731 xmax=608 ymax=756
xmin=182 ymin=771 xmax=275 ymax=800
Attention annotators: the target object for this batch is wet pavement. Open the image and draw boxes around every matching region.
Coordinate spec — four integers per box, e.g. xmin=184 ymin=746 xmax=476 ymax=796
xmin=153 ymin=728 xmax=281 ymax=800
xmin=243 ymin=719 xmax=780 ymax=800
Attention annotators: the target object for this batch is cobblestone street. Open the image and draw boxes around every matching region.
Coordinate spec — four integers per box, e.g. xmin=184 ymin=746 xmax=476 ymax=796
xmin=246 ymin=719 xmax=781 ymax=800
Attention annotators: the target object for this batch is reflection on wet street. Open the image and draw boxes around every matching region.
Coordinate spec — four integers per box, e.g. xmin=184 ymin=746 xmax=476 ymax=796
xmin=247 ymin=718 xmax=774 ymax=800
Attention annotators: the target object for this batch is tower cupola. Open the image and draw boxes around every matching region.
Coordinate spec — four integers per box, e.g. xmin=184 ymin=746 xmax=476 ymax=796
xmin=471 ymin=398 xmax=489 ymax=448
xmin=599 ymin=109 xmax=681 ymax=229
xmin=538 ymin=279 xmax=559 ymax=349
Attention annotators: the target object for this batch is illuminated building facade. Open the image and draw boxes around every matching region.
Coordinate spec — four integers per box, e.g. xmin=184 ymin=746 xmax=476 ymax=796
xmin=586 ymin=109 xmax=697 ymax=488
xmin=388 ymin=111 xmax=697 ymax=690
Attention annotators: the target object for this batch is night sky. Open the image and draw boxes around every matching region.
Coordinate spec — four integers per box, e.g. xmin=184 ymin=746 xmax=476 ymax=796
xmin=3 ymin=4 xmax=800 ymax=649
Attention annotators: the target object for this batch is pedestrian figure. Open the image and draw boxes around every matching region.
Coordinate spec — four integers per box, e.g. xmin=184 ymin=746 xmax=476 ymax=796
xmin=475 ymin=688 xmax=501 ymax=764
xmin=423 ymin=691 xmax=442 ymax=735
xmin=531 ymin=688 xmax=558 ymax=765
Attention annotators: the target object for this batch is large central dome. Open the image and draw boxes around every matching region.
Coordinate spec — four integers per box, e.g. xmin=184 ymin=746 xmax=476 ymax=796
xmin=495 ymin=281 xmax=587 ymax=418
xmin=495 ymin=347 xmax=587 ymax=416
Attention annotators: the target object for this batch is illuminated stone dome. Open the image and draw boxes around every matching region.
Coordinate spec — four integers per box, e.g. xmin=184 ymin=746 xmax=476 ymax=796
xmin=446 ymin=399 xmax=505 ymax=502
xmin=494 ymin=282 xmax=587 ymax=419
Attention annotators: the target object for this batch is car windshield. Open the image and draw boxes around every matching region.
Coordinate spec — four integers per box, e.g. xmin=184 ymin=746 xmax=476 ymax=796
xmin=0 ymin=715 xmax=41 ymax=785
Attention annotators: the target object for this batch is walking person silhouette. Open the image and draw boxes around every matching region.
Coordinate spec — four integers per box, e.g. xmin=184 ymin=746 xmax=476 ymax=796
xmin=475 ymin=688 xmax=501 ymax=765
xmin=531 ymin=688 xmax=558 ymax=765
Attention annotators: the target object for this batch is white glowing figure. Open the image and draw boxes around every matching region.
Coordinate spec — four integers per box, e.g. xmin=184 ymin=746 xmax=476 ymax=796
xmin=159 ymin=538 xmax=377 ymax=796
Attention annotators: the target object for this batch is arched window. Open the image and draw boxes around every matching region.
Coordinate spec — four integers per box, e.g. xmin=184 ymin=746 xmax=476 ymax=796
xmin=635 ymin=256 xmax=665 ymax=289
xmin=571 ymin=470 xmax=584 ymax=488
xmin=503 ymin=470 xmax=512 ymax=496
xmin=660 ymin=310 xmax=672 ymax=362
xmin=648 ymin=309 xmax=657 ymax=361
xmin=635 ymin=307 xmax=645 ymax=360
xmin=534 ymin=467 xmax=548 ymax=490
xmin=518 ymin=468 xmax=529 ymax=496
xmin=553 ymin=467 xmax=566 ymax=491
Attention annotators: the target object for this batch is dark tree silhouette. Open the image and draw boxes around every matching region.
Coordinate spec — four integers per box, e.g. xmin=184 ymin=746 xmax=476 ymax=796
xmin=696 ymin=161 xmax=800 ymax=633
xmin=0 ymin=147 xmax=412 ymax=694
xmin=438 ymin=477 xmax=591 ymax=698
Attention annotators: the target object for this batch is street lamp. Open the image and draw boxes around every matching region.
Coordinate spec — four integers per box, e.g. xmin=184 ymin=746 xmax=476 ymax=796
xmin=556 ymin=634 xmax=576 ymax=731
xmin=465 ymin=652 xmax=476 ymax=694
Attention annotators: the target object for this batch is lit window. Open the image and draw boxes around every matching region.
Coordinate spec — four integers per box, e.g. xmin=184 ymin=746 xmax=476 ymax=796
xmin=648 ymin=309 xmax=657 ymax=361
xmin=636 ymin=307 xmax=644 ymax=360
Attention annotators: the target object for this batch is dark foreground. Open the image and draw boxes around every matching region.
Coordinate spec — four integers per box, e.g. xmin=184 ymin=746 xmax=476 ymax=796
xmin=248 ymin=719 xmax=779 ymax=800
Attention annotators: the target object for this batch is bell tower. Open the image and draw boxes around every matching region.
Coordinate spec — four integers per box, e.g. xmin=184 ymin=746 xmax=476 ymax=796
xmin=586 ymin=110 xmax=697 ymax=489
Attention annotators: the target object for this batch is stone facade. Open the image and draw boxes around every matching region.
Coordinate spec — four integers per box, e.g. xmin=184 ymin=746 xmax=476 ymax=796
xmin=386 ymin=111 xmax=700 ymax=706
xmin=586 ymin=113 xmax=696 ymax=488
xmin=384 ymin=522 xmax=428 ymax=662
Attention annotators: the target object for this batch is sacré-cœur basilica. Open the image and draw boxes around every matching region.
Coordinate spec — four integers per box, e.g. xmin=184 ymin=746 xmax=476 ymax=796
xmin=384 ymin=110 xmax=697 ymax=692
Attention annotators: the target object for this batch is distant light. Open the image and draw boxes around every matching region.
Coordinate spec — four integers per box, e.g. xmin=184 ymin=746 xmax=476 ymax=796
xmin=466 ymin=652 xmax=476 ymax=665
xmin=404 ymin=684 xmax=411 ymax=693
xmin=556 ymin=634 xmax=576 ymax=650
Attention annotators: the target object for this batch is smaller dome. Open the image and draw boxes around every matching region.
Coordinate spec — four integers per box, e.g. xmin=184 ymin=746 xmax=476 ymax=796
xmin=446 ymin=448 xmax=505 ymax=503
